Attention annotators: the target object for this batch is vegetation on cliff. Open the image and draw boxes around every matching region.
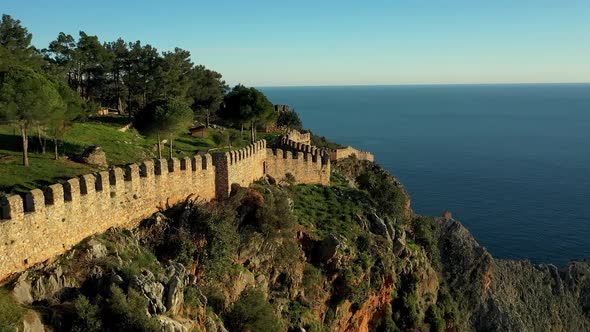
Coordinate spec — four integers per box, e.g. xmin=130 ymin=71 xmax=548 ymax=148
xmin=0 ymin=157 xmax=459 ymax=332
xmin=1 ymin=156 xmax=590 ymax=332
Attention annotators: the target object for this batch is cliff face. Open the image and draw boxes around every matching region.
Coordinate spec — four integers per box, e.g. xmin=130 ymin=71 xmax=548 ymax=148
xmin=1 ymin=158 xmax=589 ymax=332
xmin=438 ymin=217 xmax=590 ymax=331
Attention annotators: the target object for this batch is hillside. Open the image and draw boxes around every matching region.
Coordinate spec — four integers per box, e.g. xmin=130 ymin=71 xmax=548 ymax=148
xmin=1 ymin=157 xmax=589 ymax=332
xmin=0 ymin=117 xmax=271 ymax=194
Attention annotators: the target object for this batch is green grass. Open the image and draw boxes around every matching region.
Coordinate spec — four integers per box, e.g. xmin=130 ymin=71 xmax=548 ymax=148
xmin=0 ymin=117 xmax=262 ymax=194
xmin=289 ymin=182 xmax=372 ymax=239
xmin=0 ymin=288 xmax=25 ymax=332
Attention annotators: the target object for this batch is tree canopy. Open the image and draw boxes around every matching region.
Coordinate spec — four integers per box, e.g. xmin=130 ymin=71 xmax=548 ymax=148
xmin=134 ymin=98 xmax=194 ymax=158
xmin=0 ymin=65 xmax=63 ymax=165
xmin=42 ymin=30 xmax=228 ymax=118
xmin=221 ymin=85 xmax=276 ymax=142
xmin=277 ymin=110 xmax=303 ymax=130
xmin=188 ymin=65 xmax=227 ymax=127
xmin=0 ymin=14 xmax=43 ymax=68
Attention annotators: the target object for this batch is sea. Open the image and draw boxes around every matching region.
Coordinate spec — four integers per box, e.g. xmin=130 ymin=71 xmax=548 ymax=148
xmin=260 ymin=84 xmax=590 ymax=266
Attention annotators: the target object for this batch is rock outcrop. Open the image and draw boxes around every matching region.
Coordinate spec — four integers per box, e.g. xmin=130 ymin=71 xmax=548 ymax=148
xmin=75 ymin=145 xmax=108 ymax=167
xmin=438 ymin=216 xmax=590 ymax=331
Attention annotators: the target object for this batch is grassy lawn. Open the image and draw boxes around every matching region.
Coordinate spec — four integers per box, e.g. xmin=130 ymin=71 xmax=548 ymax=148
xmin=0 ymin=117 xmax=281 ymax=195
xmin=288 ymin=174 xmax=372 ymax=239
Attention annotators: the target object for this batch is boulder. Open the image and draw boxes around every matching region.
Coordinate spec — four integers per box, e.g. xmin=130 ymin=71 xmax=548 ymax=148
xmin=130 ymin=270 xmax=166 ymax=314
xmin=318 ymin=234 xmax=348 ymax=269
xmin=77 ymin=146 xmax=107 ymax=167
xmin=157 ymin=316 xmax=190 ymax=332
xmin=165 ymin=263 xmax=188 ymax=315
xmin=13 ymin=266 xmax=78 ymax=305
xmin=368 ymin=212 xmax=391 ymax=240
xmin=85 ymin=238 xmax=108 ymax=260
xmin=23 ymin=311 xmax=45 ymax=332
xmin=318 ymin=235 xmax=341 ymax=263
xmin=392 ymin=237 xmax=406 ymax=256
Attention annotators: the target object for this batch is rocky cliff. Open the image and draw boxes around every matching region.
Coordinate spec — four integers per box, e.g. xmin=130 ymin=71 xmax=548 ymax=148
xmin=1 ymin=158 xmax=589 ymax=332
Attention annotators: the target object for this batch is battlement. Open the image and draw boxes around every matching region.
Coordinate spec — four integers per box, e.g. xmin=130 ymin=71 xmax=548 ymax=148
xmin=285 ymin=129 xmax=311 ymax=145
xmin=0 ymin=138 xmax=336 ymax=281
xmin=329 ymin=146 xmax=375 ymax=162
xmin=265 ymin=148 xmax=330 ymax=185
xmin=279 ymin=136 xmax=328 ymax=161
xmin=213 ymin=140 xmax=268 ymax=198
xmin=1 ymin=155 xmax=215 ymax=221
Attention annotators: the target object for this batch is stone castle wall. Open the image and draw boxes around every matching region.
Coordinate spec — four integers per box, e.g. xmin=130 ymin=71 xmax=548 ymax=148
xmin=0 ymin=139 xmax=330 ymax=281
xmin=265 ymin=148 xmax=330 ymax=185
xmin=280 ymin=132 xmax=374 ymax=162
xmin=329 ymin=146 xmax=375 ymax=162
xmin=213 ymin=141 xmax=267 ymax=197
xmin=286 ymin=129 xmax=311 ymax=145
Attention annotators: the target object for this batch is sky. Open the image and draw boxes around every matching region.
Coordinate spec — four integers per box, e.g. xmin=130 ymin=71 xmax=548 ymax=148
xmin=2 ymin=0 xmax=590 ymax=86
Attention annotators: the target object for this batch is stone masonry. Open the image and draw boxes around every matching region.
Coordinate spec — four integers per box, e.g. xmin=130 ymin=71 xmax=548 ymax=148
xmin=0 ymin=139 xmax=331 ymax=282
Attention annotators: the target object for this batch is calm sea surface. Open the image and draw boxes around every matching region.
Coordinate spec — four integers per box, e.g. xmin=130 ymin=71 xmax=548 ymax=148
xmin=260 ymin=84 xmax=590 ymax=265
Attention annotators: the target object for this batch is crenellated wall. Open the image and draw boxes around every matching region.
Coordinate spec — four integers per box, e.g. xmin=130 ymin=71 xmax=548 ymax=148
xmin=0 ymin=154 xmax=217 ymax=282
xmin=286 ymin=129 xmax=311 ymax=145
xmin=0 ymin=139 xmax=332 ymax=281
xmin=280 ymin=131 xmax=374 ymax=163
xmin=329 ymin=146 xmax=375 ymax=162
xmin=213 ymin=140 xmax=268 ymax=197
xmin=265 ymin=148 xmax=330 ymax=185
xmin=279 ymin=136 xmax=327 ymax=160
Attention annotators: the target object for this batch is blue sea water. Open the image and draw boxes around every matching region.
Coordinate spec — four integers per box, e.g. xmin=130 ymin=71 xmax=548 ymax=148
xmin=260 ymin=84 xmax=590 ymax=266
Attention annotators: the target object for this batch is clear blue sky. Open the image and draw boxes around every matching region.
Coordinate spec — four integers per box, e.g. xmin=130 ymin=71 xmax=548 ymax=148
xmin=3 ymin=0 xmax=590 ymax=86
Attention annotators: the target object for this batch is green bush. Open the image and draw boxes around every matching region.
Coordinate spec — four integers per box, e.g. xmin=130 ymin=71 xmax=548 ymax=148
xmin=426 ymin=305 xmax=446 ymax=332
xmin=356 ymin=168 xmax=408 ymax=223
xmin=255 ymin=189 xmax=296 ymax=238
xmin=106 ymin=286 xmax=161 ymax=332
xmin=376 ymin=303 xmax=400 ymax=332
xmin=302 ymin=264 xmax=325 ymax=305
xmin=411 ymin=216 xmax=441 ymax=269
xmin=310 ymin=133 xmax=344 ymax=150
xmin=392 ymin=274 xmax=422 ymax=329
xmin=71 ymin=296 xmax=102 ymax=332
xmin=225 ymin=289 xmax=283 ymax=332
xmin=203 ymin=286 xmax=227 ymax=314
xmin=277 ymin=110 xmax=302 ymax=130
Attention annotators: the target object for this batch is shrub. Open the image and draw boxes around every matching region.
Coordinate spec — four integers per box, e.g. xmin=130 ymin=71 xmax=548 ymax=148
xmin=356 ymin=168 xmax=408 ymax=222
xmin=71 ymin=296 xmax=102 ymax=332
xmin=285 ymin=172 xmax=296 ymax=184
xmin=225 ymin=289 xmax=283 ymax=332
xmin=411 ymin=216 xmax=441 ymax=268
xmin=302 ymin=264 xmax=325 ymax=305
xmin=106 ymin=285 xmax=160 ymax=332
xmin=425 ymin=305 xmax=446 ymax=332
xmin=310 ymin=133 xmax=344 ymax=150
xmin=276 ymin=111 xmax=302 ymax=130
xmin=203 ymin=286 xmax=227 ymax=314
xmin=392 ymin=274 xmax=422 ymax=329
xmin=376 ymin=303 xmax=400 ymax=332
xmin=255 ymin=189 xmax=296 ymax=238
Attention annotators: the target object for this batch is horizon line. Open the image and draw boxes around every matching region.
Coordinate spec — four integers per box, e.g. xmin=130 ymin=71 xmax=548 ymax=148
xmin=255 ymin=81 xmax=590 ymax=88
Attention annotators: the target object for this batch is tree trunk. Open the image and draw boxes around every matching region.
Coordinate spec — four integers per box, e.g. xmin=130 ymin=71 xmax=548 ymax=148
xmin=241 ymin=124 xmax=244 ymax=135
xmin=21 ymin=125 xmax=29 ymax=167
xmin=206 ymin=109 xmax=210 ymax=128
xmin=250 ymin=120 xmax=256 ymax=143
xmin=156 ymin=132 xmax=162 ymax=159
xmin=169 ymin=138 xmax=173 ymax=159
xmin=54 ymin=138 xmax=59 ymax=160
xmin=37 ymin=126 xmax=46 ymax=154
